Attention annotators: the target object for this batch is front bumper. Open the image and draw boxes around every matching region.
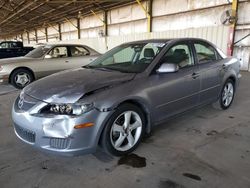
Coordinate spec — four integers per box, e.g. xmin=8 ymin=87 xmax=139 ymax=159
xmin=0 ymin=73 xmax=9 ymax=84
xmin=12 ymin=96 xmax=112 ymax=156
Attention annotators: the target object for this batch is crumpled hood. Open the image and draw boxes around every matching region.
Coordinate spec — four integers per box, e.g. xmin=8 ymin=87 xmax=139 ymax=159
xmin=24 ymin=68 xmax=135 ymax=103
xmin=0 ymin=56 xmax=38 ymax=65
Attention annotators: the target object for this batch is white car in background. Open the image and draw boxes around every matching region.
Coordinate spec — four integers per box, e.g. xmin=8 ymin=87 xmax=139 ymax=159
xmin=0 ymin=44 xmax=101 ymax=89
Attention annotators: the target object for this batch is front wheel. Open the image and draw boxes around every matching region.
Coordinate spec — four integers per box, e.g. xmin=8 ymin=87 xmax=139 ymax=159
xmin=10 ymin=68 xmax=34 ymax=89
xmin=101 ymin=103 xmax=146 ymax=156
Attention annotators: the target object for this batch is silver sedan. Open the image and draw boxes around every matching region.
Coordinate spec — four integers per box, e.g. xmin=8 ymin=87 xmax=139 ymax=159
xmin=12 ymin=38 xmax=241 ymax=156
xmin=0 ymin=44 xmax=100 ymax=88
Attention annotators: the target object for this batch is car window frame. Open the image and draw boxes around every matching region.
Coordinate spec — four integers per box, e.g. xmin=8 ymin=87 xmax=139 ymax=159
xmin=68 ymin=45 xmax=90 ymax=57
xmin=47 ymin=46 xmax=69 ymax=59
xmin=152 ymin=41 xmax=195 ymax=74
xmin=192 ymin=40 xmax=222 ymax=65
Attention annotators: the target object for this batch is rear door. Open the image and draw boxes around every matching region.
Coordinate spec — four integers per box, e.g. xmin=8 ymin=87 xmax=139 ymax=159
xmin=149 ymin=41 xmax=200 ymax=122
xmin=68 ymin=45 xmax=97 ymax=67
xmin=192 ymin=41 xmax=222 ymax=105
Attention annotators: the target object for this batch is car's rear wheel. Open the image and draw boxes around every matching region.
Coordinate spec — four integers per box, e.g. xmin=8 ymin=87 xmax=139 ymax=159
xmin=101 ymin=103 xmax=145 ymax=156
xmin=10 ymin=68 xmax=34 ymax=89
xmin=220 ymin=79 xmax=235 ymax=109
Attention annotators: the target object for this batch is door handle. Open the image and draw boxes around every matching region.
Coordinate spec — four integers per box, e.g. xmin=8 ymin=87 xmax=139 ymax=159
xmin=192 ymin=72 xmax=200 ymax=79
xmin=222 ymin=64 xmax=227 ymax=69
xmin=65 ymin=60 xmax=69 ymax=63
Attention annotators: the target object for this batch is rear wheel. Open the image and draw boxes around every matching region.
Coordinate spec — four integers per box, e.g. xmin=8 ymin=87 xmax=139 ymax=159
xmin=213 ymin=79 xmax=235 ymax=110
xmin=101 ymin=103 xmax=146 ymax=156
xmin=220 ymin=79 xmax=235 ymax=109
xmin=10 ymin=68 xmax=34 ymax=89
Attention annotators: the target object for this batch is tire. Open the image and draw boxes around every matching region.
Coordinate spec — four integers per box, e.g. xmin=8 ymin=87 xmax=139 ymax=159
xmin=214 ymin=79 xmax=235 ymax=110
xmin=10 ymin=68 xmax=34 ymax=89
xmin=101 ymin=103 xmax=146 ymax=156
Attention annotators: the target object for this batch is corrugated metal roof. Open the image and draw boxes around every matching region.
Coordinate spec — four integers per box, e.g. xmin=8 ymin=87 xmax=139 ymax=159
xmin=0 ymin=0 xmax=134 ymax=38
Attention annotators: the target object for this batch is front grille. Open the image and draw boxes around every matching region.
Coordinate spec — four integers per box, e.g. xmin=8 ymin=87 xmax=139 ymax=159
xmin=14 ymin=124 xmax=35 ymax=143
xmin=50 ymin=138 xmax=69 ymax=149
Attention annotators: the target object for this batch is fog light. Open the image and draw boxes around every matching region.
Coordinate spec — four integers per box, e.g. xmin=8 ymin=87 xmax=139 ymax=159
xmin=74 ymin=122 xmax=94 ymax=129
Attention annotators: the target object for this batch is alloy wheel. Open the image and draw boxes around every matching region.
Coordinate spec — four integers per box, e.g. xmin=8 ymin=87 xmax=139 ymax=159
xmin=15 ymin=72 xmax=30 ymax=87
xmin=110 ymin=111 xmax=142 ymax=151
xmin=222 ymin=82 xmax=234 ymax=107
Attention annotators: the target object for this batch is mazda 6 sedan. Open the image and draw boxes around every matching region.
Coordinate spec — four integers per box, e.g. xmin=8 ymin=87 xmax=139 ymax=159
xmin=0 ymin=44 xmax=100 ymax=89
xmin=12 ymin=38 xmax=241 ymax=156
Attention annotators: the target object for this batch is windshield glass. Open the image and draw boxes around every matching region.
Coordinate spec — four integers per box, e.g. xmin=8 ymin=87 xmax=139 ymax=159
xmin=87 ymin=42 xmax=166 ymax=73
xmin=25 ymin=46 xmax=51 ymax=58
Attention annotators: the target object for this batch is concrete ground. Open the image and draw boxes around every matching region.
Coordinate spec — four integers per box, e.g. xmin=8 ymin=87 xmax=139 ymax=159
xmin=0 ymin=72 xmax=250 ymax=188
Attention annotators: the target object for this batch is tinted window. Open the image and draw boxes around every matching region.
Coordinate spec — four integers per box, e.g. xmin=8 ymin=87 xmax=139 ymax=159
xmin=70 ymin=46 xmax=89 ymax=57
xmin=194 ymin=43 xmax=217 ymax=64
xmin=48 ymin=46 xmax=68 ymax=58
xmin=161 ymin=44 xmax=193 ymax=68
xmin=0 ymin=42 xmax=9 ymax=48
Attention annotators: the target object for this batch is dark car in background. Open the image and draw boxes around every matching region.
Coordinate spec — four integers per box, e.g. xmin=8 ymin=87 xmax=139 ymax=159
xmin=0 ymin=41 xmax=34 ymax=59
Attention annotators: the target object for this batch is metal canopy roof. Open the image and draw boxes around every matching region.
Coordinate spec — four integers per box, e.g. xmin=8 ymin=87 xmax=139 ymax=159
xmin=0 ymin=0 xmax=134 ymax=38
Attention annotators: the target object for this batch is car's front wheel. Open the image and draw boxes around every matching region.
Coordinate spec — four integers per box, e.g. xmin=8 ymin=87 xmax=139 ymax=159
xmin=10 ymin=68 xmax=34 ymax=89
xmin=101 ymin=103 xmax=146 ymax=156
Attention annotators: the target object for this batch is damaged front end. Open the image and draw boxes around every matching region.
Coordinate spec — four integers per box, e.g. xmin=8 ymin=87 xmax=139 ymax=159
xmin=12 ymin=91 xmax=111 ymax=156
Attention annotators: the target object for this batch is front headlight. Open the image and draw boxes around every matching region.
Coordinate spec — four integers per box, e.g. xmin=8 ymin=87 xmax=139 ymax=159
xmin=40 ymin=103 xmax=93 ymax=116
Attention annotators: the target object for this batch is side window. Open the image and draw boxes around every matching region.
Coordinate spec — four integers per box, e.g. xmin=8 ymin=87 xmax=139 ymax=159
xmin=0 ymin=42 xmax=8 ymax=49
xmin=10 ymin=42 xmax=18 ymax=48
xmin=161 ymin=44 xmax=193 ymax=68
xmin=139 ymin=43 xmax=159 ymax=61
xmin=70 ymin=46 xmax=89 ymax=57
xmin=194 ymin=43 xmax=217 ymax=64
xmin=48 ymin=46 xmax=68 ymax=58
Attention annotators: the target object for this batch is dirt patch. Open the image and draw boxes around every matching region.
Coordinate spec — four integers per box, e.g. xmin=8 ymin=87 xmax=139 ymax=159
xmin=206 ymin=130 xmax=218 ymax=136
xmin=159 ymin=179 xmax=185 ymax=188
xmin=118 ymin=153 xmax=146 ymax=168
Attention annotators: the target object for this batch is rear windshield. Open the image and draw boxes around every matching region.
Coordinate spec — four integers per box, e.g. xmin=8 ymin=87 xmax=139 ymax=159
xmin=25 ymin=46 xmax=51 ymax=58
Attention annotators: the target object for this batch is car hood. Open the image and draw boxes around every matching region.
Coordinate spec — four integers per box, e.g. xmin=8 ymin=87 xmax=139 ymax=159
xmin=0 ymin=56 xmax=38 ymax=65
xmin=24 ymin=68 xmax=136 ymax=103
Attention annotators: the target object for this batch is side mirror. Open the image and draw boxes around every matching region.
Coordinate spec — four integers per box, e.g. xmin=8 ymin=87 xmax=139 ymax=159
xmin=156 ymin=63 xmax=179 ymax=73
xmin=44 ymin=54 xmax=52 ymax=59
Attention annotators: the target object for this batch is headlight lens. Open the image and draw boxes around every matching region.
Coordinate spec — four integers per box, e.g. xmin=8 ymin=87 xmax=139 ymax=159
xmin=41 ymin=103 xmax=93 ymax=115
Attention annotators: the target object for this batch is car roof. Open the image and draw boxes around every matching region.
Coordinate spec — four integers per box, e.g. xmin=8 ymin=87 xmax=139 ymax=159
xmin=124 ymin=38 xmax=212 ymax=44
xmin=44 ymin=44 xmax=87 ymax=47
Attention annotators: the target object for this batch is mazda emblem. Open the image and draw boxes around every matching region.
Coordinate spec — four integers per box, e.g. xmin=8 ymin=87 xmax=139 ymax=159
xmin=18 ymin=97 xmax=24 ymax=109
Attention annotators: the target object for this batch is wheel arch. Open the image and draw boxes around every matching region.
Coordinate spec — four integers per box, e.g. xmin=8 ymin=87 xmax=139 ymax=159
xmin=117 ymin=99 xmax=152 ymax=134
xmin=227 ymin=75 xmax=236 ymax=86
xmin=97 ymin=98 xmax=152 ymax=147
xmin=9 ymin=66 xmax=35 ymax=83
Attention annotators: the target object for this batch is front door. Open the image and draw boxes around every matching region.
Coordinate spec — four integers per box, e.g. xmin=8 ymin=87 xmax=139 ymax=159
xmin=149 ymin=42 xmax=200 ymax=122
xmin=38 ymin=46 xmax=72 ymax=78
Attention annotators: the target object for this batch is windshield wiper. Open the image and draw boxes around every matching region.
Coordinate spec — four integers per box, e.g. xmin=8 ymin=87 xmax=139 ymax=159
xmin=82 ymin=65 xmax=115 ymax=72
xmin=82 ymin=65 xmax=93 ymax=69
xmin=83 ymin=65 xmax=134 ymax=73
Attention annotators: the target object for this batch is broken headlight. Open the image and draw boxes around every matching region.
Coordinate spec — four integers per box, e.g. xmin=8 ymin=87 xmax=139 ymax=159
xmin=40 ymin=103 xmax=93 ymax=116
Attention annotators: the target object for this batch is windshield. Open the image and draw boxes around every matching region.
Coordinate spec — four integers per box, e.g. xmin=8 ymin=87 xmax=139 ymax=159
xmin=25 ymin=46 xmax=51 ymax=58
xmin=87 ymin=42 xmax=166 ymax=73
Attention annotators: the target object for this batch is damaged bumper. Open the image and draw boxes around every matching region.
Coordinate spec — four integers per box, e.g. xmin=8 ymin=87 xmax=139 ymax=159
xmin=12 ymin=96 xmax=111 ymax=156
